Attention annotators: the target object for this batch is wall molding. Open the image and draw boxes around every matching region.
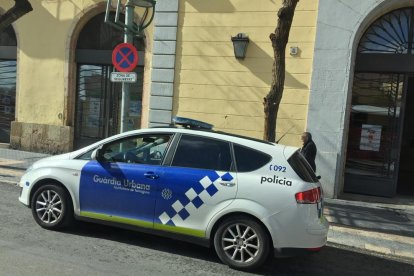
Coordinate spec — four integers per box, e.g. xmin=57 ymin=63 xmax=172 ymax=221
xmin=149 ymin=0 xmax=179 ymax=127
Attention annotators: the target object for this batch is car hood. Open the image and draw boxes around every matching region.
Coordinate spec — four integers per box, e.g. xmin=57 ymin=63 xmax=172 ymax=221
xmin=39 ymin=152 xmax=73 ymax=162
xmin=29 ymin=152 xmax=73 ymax=170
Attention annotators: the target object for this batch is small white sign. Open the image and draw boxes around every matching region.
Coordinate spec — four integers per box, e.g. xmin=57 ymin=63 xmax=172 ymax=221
xmin=110 ymin=72 xmax=137 ymax=83
xmin=360 ymin=124 xmax=382 ymax=152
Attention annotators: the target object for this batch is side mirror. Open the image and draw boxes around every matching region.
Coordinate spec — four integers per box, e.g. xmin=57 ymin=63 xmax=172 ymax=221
xmin=91 ymin=146 xmax=104 ymax=162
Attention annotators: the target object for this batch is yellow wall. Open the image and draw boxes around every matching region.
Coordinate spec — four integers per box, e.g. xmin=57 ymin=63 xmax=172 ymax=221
xmin=12 ymin=0 xmax=90 ymax=125
xmin=2 ymin=0 xmax=316 ymax=148
xmin=2 ymin=0 xmax=153 ymax=127
xmin=174 ymin=0 xmax=318 ymax=147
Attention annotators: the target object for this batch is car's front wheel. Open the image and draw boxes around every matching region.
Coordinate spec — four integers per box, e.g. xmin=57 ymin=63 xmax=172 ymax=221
xmin=31 ymin=184 xmax=73 ymax=230
xmin=214 ymin=216 xmax=270 ymax=270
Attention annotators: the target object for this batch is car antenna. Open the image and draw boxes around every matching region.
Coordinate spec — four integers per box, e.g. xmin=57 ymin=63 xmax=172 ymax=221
xmin=275 ymin=126 xmax=295 ymax=144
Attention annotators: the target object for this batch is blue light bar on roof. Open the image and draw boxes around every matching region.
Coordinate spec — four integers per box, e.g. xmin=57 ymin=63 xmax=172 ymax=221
xmin=172 ymin=117 xmax=214 ymax=130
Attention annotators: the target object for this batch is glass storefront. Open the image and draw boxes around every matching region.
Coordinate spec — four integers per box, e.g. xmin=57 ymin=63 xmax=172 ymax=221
xmin=0 ymin=60 xmax=16 ymax=143
xmin=345 ymin=73 xmax=404 ymax=196
xmin=0 ymin=25 xmax=17 ymax=143
xmin=74 ymin=12 xmax=144 ymax=149
xmin=345 ymin=8 xmax=414 ymax=197
xmin=75 ymin=64 xmax=143 ymax=149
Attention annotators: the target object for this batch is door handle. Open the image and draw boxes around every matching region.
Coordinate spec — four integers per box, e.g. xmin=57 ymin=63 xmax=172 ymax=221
xmin=219 ymin=181 xmax=235 ymax=187
xmin=144 ymin=172 xmax=159 ymax=180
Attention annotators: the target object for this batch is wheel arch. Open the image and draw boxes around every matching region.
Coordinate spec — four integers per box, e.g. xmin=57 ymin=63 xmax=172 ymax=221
xmin=29 ymin=178 xmax=75 ymax=210
xmin=208 ymin=211 xmax=274 ymax=249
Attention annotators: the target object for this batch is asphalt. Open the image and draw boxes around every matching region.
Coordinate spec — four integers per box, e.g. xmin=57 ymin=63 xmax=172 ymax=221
xmin=1 ymin=147 xmax=413 ymax=265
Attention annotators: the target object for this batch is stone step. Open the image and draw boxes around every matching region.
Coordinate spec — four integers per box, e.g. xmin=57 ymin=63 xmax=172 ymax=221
xmin=0 ymin=143 xmax=10 ymax=149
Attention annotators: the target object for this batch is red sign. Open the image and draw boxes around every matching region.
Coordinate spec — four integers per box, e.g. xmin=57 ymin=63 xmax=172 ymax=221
xmin=112 ymin=43 xmax=139 ymax=72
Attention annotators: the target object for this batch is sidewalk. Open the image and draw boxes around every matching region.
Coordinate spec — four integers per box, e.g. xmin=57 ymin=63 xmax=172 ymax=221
xmin=0 ymin=148 xmax=413 ymax=264
xmin=0 ymin=148 xmax=49 ymax=184
xmin=324 ymin=198 xmax=414 ymax=264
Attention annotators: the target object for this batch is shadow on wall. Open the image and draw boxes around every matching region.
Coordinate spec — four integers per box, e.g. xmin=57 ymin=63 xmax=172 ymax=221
xmin=186 ymin=0 xmax=235 ymax=13
xmin=172 ymin=0 xmax=308 ymax=128
xmin=19 ymin=0 xmax=102 ymax=59
xmin=243 ymin=41 xmax=309 ymax=90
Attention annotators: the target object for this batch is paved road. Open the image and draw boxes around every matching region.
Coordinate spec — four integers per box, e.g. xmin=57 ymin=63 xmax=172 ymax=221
xmin=1 ymin=182 xmax=413 ymax=276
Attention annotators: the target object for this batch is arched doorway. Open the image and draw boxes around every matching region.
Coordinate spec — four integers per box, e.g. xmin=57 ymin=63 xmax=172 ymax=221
xmin=345 ymin=8 xmax=414 ymax=197
xmin=0 ymin=25 xmax=17 ymax=143
xmin=74 ymin=12 xmax=145 ymax=149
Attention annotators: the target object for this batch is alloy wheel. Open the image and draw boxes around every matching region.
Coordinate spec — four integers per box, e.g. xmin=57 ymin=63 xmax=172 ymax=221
xmin=35 ymin=189 xmax=63 ymax=224
xmin=221 ymin=223 xmax=260 ymax=264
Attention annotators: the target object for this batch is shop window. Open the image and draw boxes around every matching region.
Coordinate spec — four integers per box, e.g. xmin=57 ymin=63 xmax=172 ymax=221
xmin=0 ymin=25 xmax=17 ymax=143
xmin=74 ymin=12 xmax=144 ymax=149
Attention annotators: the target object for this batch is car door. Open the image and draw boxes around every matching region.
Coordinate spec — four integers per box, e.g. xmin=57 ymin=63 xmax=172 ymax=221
xmin=154 ymin=134 xmax=237 ymax=237
xmin=79 ymin=133 xmax=173 ymax=228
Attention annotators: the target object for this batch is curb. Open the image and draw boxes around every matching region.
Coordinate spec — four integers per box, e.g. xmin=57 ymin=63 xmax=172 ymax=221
xmin=325 ymin=197 xmax=414 ymax=211
xmin=0 ymin=179 xmax=19 ymax=185
xmin=328 ymin=224 xmax=414 ymax=265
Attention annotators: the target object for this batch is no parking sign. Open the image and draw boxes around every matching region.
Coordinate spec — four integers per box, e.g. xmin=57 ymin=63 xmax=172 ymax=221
xmin=112 ymin=43 xmax=139 ymax=72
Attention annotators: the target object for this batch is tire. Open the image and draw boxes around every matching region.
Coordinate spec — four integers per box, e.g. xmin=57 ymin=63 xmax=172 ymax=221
xmin=31 ymin=184 xmax=74 ymax=230
xmin=214 ymin=216 xmax=270 ymax=270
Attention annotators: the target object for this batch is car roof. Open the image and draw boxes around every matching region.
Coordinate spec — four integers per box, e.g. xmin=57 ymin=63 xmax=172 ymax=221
xmin=152 ymin=126 xmax=273 ymax=144
xmin=71 ymin=126 xmax=289 ymax=158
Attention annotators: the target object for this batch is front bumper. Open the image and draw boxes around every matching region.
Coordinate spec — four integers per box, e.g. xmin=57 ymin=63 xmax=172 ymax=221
xmin=18 ymin=177 xmax=31 ymax=207
xmin=274 ymin=246 xmax=325 ymax=258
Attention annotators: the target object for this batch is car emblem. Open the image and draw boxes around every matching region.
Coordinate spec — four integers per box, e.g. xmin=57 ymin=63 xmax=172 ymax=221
xmin=161 ymin=188 xmax=172 ymax=200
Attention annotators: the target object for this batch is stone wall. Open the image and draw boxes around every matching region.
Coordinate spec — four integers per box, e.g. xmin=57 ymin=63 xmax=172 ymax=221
xmin=10 ymin=122 xmax=73 ymax=154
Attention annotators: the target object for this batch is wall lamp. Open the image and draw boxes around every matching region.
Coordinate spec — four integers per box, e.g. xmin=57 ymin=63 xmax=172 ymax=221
xmin=231 ymin=33 xmax=249 ymax=59
xmin=105 ymin=0 xmax=156 ymax=37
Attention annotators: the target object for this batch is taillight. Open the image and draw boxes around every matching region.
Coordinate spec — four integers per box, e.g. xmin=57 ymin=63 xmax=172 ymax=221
xmin=295 ymin=187 xmax=321 ymax=204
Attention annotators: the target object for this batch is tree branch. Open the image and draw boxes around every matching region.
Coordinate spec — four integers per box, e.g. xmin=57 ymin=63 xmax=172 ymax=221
xmin=0 ymin=0 xmax=33 ymax=33
xmin=263 ymin=0 xmax=299 ymax=142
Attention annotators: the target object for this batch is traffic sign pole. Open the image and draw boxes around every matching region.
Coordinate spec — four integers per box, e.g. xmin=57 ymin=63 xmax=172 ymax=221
xmin=120 ymin=1 xmax=134 ymax=134
xmin=105 ymin=0 xmax=156 ymax=135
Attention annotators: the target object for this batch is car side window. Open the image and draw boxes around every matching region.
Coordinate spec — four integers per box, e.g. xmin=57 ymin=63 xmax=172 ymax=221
xmin=101 ymin=134 xmax=172 ymax=165
xmin=234 ymin=144 xmax=271 ymax=172
xmin=172 ymin=135 xmax=232 ymax=171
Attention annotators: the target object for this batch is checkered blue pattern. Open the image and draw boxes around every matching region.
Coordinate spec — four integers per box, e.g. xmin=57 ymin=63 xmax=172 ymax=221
xmin=158 ymin=172 xmax=234 ymax=226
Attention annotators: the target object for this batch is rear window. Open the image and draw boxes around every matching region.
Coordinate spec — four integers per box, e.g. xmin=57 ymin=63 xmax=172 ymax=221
xmin=234 ymin=144 xmax=271 ymax=172
xmin=288 ymin=150 xmax=319 ymax=183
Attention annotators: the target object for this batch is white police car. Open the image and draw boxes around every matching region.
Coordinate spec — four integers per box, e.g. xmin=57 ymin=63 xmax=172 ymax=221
xmin=19 ymin=117 xmax=328 ymax=270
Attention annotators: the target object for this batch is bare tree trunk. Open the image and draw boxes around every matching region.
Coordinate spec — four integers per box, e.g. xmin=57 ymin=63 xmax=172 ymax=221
xmin=263 ymin=0 xmax=299 ymax=142
xmin=0 ymin=0 xmax=33 ymax=33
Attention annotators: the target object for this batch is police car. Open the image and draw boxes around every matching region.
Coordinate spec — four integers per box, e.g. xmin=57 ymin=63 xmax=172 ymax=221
xmin=19 ymin=117 xmax=328 ymax=270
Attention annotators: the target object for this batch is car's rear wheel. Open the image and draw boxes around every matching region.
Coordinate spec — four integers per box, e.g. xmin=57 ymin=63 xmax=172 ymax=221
xmin=31 ymin=184 xmax=73 ymax=230
xmin=214 ymin=216 xmax=270 ymax=270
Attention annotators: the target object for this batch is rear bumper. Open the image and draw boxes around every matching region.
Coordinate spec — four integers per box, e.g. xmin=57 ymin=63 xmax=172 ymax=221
xmin=263 ymin=204 xmax=329 ymax=249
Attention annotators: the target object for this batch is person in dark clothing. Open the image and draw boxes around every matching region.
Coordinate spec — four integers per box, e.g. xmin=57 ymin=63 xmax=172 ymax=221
xmin=301 ymin=132 xmax=317 ymax=171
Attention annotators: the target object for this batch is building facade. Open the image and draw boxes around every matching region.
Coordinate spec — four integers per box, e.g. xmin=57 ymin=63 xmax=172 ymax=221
xmin=0 ymin=0 xmax=413 ymax=199
xmin=310 ymin=0 xmax=414 ymax=198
